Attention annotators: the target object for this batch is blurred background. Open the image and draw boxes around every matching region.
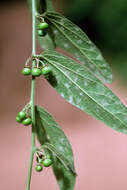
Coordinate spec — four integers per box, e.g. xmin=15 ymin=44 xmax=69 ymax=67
xmin=1 ymin=0 xmax=127 ymax=189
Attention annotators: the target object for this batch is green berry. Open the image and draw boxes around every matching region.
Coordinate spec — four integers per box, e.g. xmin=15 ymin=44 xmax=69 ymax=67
xmin=21 ymin=67 xmax=31 ymax=76
xmin=38 ymin=158 xmax=43 ymax=163
xmin=22 ymin=118 xmax=32 ymax=126
xmin=16 ymin=116 xmax=22 ymax=123
xmin=35 ymin=165 xmax=43 ymax=172
xmin=41 ymin=66 xmax=52 ymax=75
xmin=18 ymin=111 xmax=26 ymax=120
xmin=37 ymin=29 xmax=44 ymax=37
xmin=37 ymin=29 xmax=47 ymax=37
xmin=42 ymin=158 xmax=52 ymax=167
xmin=32 ymin=68 xmax=41 ymax=77
xmin=38 ymin=22 xmax=48 ymax=30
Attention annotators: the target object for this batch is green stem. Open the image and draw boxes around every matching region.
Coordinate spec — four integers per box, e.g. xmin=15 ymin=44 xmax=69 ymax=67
xmin=26 ymin=0 xmax=36 ymax=189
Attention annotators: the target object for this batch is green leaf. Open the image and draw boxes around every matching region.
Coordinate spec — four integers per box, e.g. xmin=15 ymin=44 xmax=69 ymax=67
xmin=38 ymin=34 xmax=55 ymax=50
xmin=40 ymin=50 xmax=127 ymax=134
xmin=52 ymin=157 xmax=75 ymax=190
xmin=44 ymin=11 xmax=113 ymax=83
xmin=35 ymin=106 xmax=48 ymax=145
xmin=35 ymin=106 xmax=76 ymax=190
xmin=42 ymin=143 xmax=76 ymax=174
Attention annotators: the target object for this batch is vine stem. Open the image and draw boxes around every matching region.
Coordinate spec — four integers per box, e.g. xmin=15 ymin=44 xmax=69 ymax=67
xmin=26 ymin=0 xmax=37 ymax=189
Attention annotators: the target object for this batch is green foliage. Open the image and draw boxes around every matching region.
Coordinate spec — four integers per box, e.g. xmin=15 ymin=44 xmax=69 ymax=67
xmin=38 ymin=34 xmax=55 ymax=50
xmin=35 ymin=106 xmax=76 ymax=190
xmin=43 ymin=11 xmax=113 ymax=84
xmin=24 ymin=1 xmax=127 ymax=190
xmin=39 ymin=50 xmax=127 ymax=134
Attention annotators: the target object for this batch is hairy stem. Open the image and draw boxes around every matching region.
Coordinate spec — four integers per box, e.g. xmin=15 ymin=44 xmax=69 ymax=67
xmin=26 ymin=0 xmax=36 ymax=189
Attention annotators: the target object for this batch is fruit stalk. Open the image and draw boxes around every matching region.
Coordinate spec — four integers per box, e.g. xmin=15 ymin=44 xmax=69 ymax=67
xmin=26 ymin=0 xmax=36 ymax=189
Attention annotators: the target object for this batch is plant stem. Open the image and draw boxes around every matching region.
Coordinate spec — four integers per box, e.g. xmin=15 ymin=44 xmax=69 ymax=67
xmin=26 ymin=0 xmax=36 ymax=189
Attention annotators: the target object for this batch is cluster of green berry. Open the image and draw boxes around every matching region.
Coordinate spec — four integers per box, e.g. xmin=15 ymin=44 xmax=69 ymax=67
xmin=21 ymin=20 xmax=51 ymax=78
xmin=37 ymin=22 xmax=49 ymax=37
xmin=22 ymin=65 xmax=52 ymax=77
xmin=16 ymin=111 xmax=32 ymax=126
xmin=35 ymin=153 xmax=52 ymax=172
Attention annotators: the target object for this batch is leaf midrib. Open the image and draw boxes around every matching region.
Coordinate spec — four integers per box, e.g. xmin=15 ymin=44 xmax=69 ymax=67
xmin=42 ymin=53 xmax=125 ymax=110
xmin=43 ymin=143 xmax=74 ymax=172
xmin=45 ymin=15 xmax=110 ymax=79
xmin=46 ymin=13 xmax=91 ymax=47
xmin=36 ymin=108 xmax=75 ymax=173
xmin=41 ymin=55 xmax=127 ymax=128
xmin=52 ymin=59 xmax=125 ymax=115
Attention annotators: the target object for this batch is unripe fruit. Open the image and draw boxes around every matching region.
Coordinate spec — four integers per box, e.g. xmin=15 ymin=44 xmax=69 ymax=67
xmin=42 ymin=158 xmax=52 ymax=167
xmin=35 ymin=165 xmax=43 ymax=172
xmin=37 ymin=29 xmax=47 ymax=37
xmin=38 ymin=22 xmax=48 ymax=30
xmin=41 ymin=66 xmax=52 ymax=75
xmin=22 ymin=118 xmax=32 ymax=126
xmin=38 ymin=158 xmax=43 ymax=163
xmin=16 ymin=116 xmax=22 ymax=123
xmin=18 ymin=111 xmax=26 ymax=121
xmin=21 ymin=67 xmax=31 ymax=76
xmin=32 ymin=68 xmax=41 ymax=77
xmin=37 ymin=29 xmax=44 ymax=37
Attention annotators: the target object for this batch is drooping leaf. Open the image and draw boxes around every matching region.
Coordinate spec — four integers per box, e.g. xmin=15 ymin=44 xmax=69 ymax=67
xmin=52 ymin=156 xmax=76 ymax=190
xmin=40 ymin=50 xmax=127 ymax=134
xmin=35 ymin=106 xmax=76 ymax=190
xmin=43 ymin=11 xmax=113 ymax=83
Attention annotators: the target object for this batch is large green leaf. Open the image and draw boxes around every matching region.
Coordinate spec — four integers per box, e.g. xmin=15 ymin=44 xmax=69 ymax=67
xmin=35 ymin=106 xmax=76 ymax=190
xmin=40 ymin=50 xmax=127 ymax=134
xmin=43 ymin=11 xmax=113 ymax=83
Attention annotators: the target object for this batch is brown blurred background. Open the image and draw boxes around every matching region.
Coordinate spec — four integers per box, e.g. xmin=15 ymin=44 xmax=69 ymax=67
xmin=1 ymin=0 xmax=127 ymax=190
